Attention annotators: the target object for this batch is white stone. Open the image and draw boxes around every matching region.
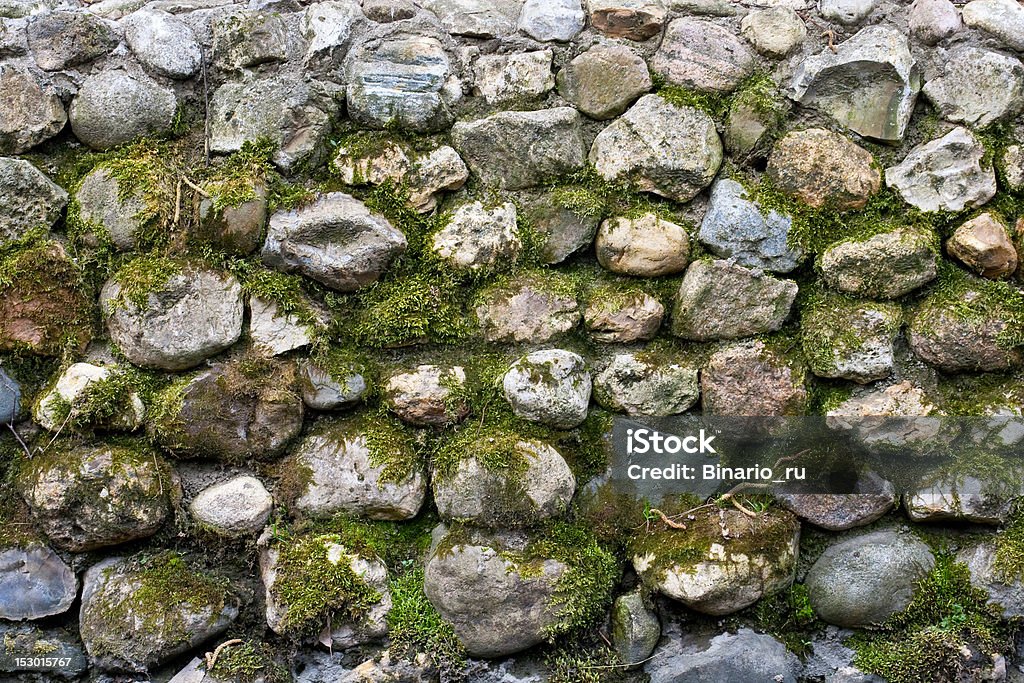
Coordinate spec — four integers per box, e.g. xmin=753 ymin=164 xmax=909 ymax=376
xmin=431 ymin=201 xmax=521 ymax=271
xmin=885 ymin=127 xmax=996 ymax=213
xmin=122 ymin=9 xmax=202 ymax=79
xmin=473 ymin=50 xmax=554 ymax=105
xmin=34 ymin=363 xmax=145 ymax=432
xmin=249 ymin=297 xmax=318 ymax=356
xmin=962 ymin=0 xmax=1024 ymax=51
xmin=518 ymin=0 xmax=585 ymax=41
xmin=190 ymin=476 xmax=273 ymax=536
xmin=502 ymin=349 xmax=591 ymax=429
xmin=818 ymin=0 xmax=878 ymax=24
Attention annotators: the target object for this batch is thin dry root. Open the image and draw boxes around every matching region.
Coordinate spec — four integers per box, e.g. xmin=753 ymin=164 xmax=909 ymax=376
xmin=204 ymin=638 xmax=243 ymax=671
xmin=649 ymin=508 xmax=688 ymax=530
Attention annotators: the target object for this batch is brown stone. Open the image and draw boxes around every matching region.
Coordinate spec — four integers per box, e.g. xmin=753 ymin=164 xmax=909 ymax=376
xmin=702 ymin=341 xmax=807 ymax=416
xmin=947 ymin=213 xmax=1018 ymax=279
xmin=196 ymin=183 xmax=268 ymax=255
xmin=767 ymin=128 xmax=880 ymax=211
xmin=589 ymin=0 xmax=666 ymax=40
xmin=584 ymin=292 xmax=664 ymax=343
xmin=385 ymin=365 xmax=470 ymax=427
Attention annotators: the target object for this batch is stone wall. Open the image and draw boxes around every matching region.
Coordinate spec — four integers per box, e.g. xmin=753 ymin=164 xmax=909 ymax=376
xmin=2 ymin=0 xmax=1024 ymax=681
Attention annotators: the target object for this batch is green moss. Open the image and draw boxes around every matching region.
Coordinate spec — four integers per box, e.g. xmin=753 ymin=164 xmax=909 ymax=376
xmin=201 ymin=139 xmax=275 ymax=211
xmin=550 ymin=166 xmax=671 ymax=223
xmin=799 ymin=287 xmax=902 ymax=374
xmin=387 ymin=567 xmax=466 ymax=674
xmin=207 ymin=641 xmax=290 ymax=683
xmin=432 ymin=423 xmax=531 ymax=481
xmin=354 ymin=270 xmax=470 ymax=347
xmin=657 ymin=71 xmax=785 ymax=127
xmin=236 ymin=263 xmax=321 ymax=328
xmin=544 ymin=643 xmax=628 ymax=683
xmin=938 ymin=373 xmax=1024 ymax=416
xmin=750 ymin=583 xmax=819 ymax=656
xmin=108 ymin=255 xmax=183 ymax=308
xmin=850 ymin=555 xmax=1007 ymax=683
xmin=357 ymin=411 xmax=424 ymax=483
xmin=993 ymin=502 xmax=1024 ymax=581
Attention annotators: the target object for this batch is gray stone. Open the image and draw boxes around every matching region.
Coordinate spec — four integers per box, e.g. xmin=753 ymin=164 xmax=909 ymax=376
xmin=431 ymin=201 xmax=521 ymax=272
xmin=556 ymin=43 xmax=652 ymax=120
xmin=475 ymin=279 xmax=580 ymax=343
xmin=196 ymin=183 xmax=268 ymax=256
xmin=699 ymin=178 xmax=801 ymax=273
xmin=596 ymin=213 xmax=689 ymax=277
xmin=385 ymin=365 xmax=469 ymax=427
xmin=724 ymin=86 xmax=789 ymax=157
xmin=962 ymin=0 xmax=1024 ymax=51
xmin=806 ymin=530 xmax=935 ymax=627
xmin=905 ymin=474 xmax=1020 ymax=524
xmin=0 ymin=367 xmax=19 ymax=423
xmin=818 ymin=229 xmax=938 ymax=299
xmin=473 ymin=50 xmax=553 ymax=105
xmin=333 ymin=140 xmax=410 ymax=187
xmin=502 ymin=349 xmax=591 ymax=429
xmin=288 ymin=423 xmax=426 ymax=520
xmin=18 ymin=442 xmax=173 ymax=552
xmin=362 ymin=0 xmax=416 ymax=22
xmin=0 ymin=64 xmax=66 ymax=154
xmin=611 ymin=591 xmax=659 ymax=667
xmin=421 ymin=0 xmax=521 ymax=37
xmin=801 ymin=297 xmax=901 ymax=383
xmin=886 ymin=127 xmax=996 ymax=212
xmin=645 ymin=628 xmax=799 ymax=683
xmin=27 ymin=10 xmax=116 ymax=70
xmin=590 ymin=95 xmax=722 ymax=202
xmin=589 ymin=0 xmax=667 ymax=41
xmin=70 ymin=71 xmax=177 ymax=151
xmin=212 ymin=11 xmax=288 ymax=70
xmin=0 ymin=157 xmax=67 ymax=245
xmin=633 ymin=508 xmax=799 ymax=614
xmin=433 ymin=439 xmax=576 ymax=527
xmin=516 ymin=191 xmax=597 ymax=264
xmin=100 ymin=268 xmax=244 ymax=371
xmin=819 ymin=0 xmax=878 ymax=24
xmin=406 ymin=146 xmax=469 ymax=213
xmin=652 ymin=17 xmax=754 ymax=92
xmin=423 ymin=526 xmax=565 ymax=657
xmin=34 ymin=362 xmax=145 ymax=432
xmin=775 ymin=471 xmax=897 ymax=531
xmin=0 ymin=545 xmax=77 ymax=620
xmin=1005 ymin=144 xmax=1024 ymax=191
xmin=672 ymin=260 xmax=798 ymax=341
xmin=923 ymin=47 xmax=1024 ymax=128
xmin=302 ymin=0 xmax=364 ymax=68
xmin=75 ymin=167 xmax=146 ymax=251
xmin=209 ymin=76 xmax=341 ymax=172
xmin=452 ymin=107 xmax=586 ymax=190
xmin=518 ymin=0 xmax=584 ymax=41
xmin=958 ymin=542 xmax=1024 ymax=617
xmin=81 ymin=556 xmax=241 ymax=672
xmin=702 ymin=341 xmax=808 ymax=416
xmin=826 ymin=381 xmax=942 ymax=452
xmin=190 ymin=476 xmax=273 ymax=536
xmin=347 ymin=33 xmax=459 ymax=132
xmin=766 ymin=128 xmax=881 ymax=211
xmin=123 ymin=9 xmax=201 ymax=79
xmin=0 ymin=624 xmax=87 ymax=678
xmin=909 ymin=0 xmax=961 ymax=44
xmin=790 ymin=26 xmax=919 ymax=141
xmin=594 ymin=352 xmax=699 ymax=417
xmin=584 ymin=292 xmax=664 ymax=343
xmin=262 ymin=192 xmax=406 ymax=292
xmin=741 ymin=7 xmax=806 ymax=58
xmin=299 ymin=361 xmax=367 ymax=410
xmin=338 ymin=651 xmax=437 ymax=683
xmin=947 ymin=212 xmax=1018 ymax=279
xmin=249 ymin=296 xmax=319 ymax=356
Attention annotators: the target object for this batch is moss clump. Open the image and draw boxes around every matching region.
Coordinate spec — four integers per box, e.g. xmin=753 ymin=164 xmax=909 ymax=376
xmin=545 ymin=642 xmax=628 ymax=683
xmin=432 ymin=423 xmax=530 ymax=482
xmin=233 ymin=262 xmax=322 ymax=329
xmin=207 ymin=641 xmax=290 ymax=683
xmin=938 ymin=373 xmax=1024 ymax=416
xmin=108 ymin=255 xmax=183 ymax=308
xmin=43 ymin=365 xmax=160 ymax=431
xmin=354 ymin=270 xmax=470 ymax=347
xmin=272 ymin=532 xmax=382 ymax=637
xmin=657 ymin=71 xmax=785 ymax=126
xmin=356 ymin=411 xmax=424 ymax=483
xmin=850 ymin=554 xmax=1007 ymax=683
xmin=750 ymin=583 xmax=818 ymax=656
xmin=799 ymin=287 xmax=902 ymax=375
xmin=993 ymin=502 xmax=1024 ymax=581
xmin=550 ymin=165 xmax=671 ymax=223
xmin=386 ymin=567 xmax=465 ymax=674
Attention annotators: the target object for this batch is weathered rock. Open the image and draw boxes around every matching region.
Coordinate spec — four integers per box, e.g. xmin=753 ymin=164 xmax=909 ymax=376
xmin=0 ymin=368 xmax=19 ymax=423
xmin=423 ymin=526 xmax=565 ymax=657
xmin=645 ymin=628 xmax=800 ymax=683
xmin=790 ymin=26 xmax=919 ymax=141
xmin=594 ymin=352 xmax=699 ymax=416
xmin=452 ymin=107 xmax=586 ymax=190
xmin=632 ymin=508 xmax=799 ymax=614
xmin=0 ymin=545 xmax=77 ymax=620
xmin=473 ymin=50 xmax=553 ymax=105
xmin=611 ymin=591 xmax=660 ymax=667
xmin=0 ymin=157 xmax=67 ymax=245
xmin=589 ymin=0 xmax=666 ymax=41
xmin=299 ymin=360 xmax=367 ymax=410
xmin=652 ymin=17 xmax=754 ymax=92
xmin=1004 ymin=144 xmax=1024 ymax=192
xmin=905 ymin=474 xmax=1020 ymax=524
xmin=406 ymin=146 xmax=469 ymax=213
xmin=596 ymin=213 xmax=689 ymax=277
xmin=262 ymin=192 xmax=406 ymax=292
xmin=27 ymin=10 xmax=116 ymax=70
xmin=801 ymin=295 xmax=902 ymax=383
xmin=923 ymin=47 xmax=1024 ymax=128
xmin=347 ymin=33 xmax=459 ymax=132
xmin=818 ymin=229 xmax=938 ymax=299
xmin=699 ymin=178 xmax=801 ymax=273
xmin=385 ymin=365 xmax=469 ymax=427
xmin=590 ymin=95 xmax=722 ymax=202
xmin=776 ymin=470 xmax=897 ymax=530
xmin=100 ymin=267 xmax=244 ymax=371
xmin=34 ymin=362 xmax=145 ymax=432
xmin=431 ymin=201 xmax=521 ymax=272
xmin=518 ymin=0 xmax=585 ymax=42
xmin=702 ymin=341 xmax=808 ymax=416
xmin=421 ymin=0 xmax=521 ymax=37
xmin=80 ymin=554 xmax=242 ymax=672
xmin=189 ymin=476 xmax=273 ymax=536
xmin=261 ymin=534 xmax=391 ymax=647
xmin=209 ymin=76 xmax=341 ymax=172
xmin=288 ymin=421 xmax=426 ymax=520
xmin=0 ymin=623 xmax=88 ymax=678
xmin=741 ymin=7 xmax=806 ymax=58
xmin=333 ymin=140 xmax=410 ymax=187
xmin=909 ymin=0 xmax=961 ymax=44
xmin=69 ymin=71 xmax=177 ymax=151
xmin=556 ymin=43 xmax=651 ymax=120
xmin=947 ymin=213 xmax=1018 ymax=279
xmin=503 ymin=349 xmax=591 ymax=428
xmin=153 ymin=360 xmax=303 ymax=461
xmin=724 ymin=86 xmax=789 ymax=158
xmin=75 ymin=167 xmax=146 ymax=251
xmin=826 ymin=381 xmax=942 ymax=451
xmin=672 ymin=260 xmax=798 ymax=341
xmin=962 ymin=0 xmax=1024 ymax=51
xmin=362 ymin=0 xmax=417 ymax=22
xmin=475 ymin=279 xmax=580 ymax=343
xmin=584 ymin=292 xmax=664 ymax=343
xmin=337 ymin=650 xmax=437 ymax=683
xmin=819 ymin=0 xmax=878 ymax=24
xmin=249 ymin=297 xmax=319 ymax=357
xmin=806 ymin=530 xmax=935 ymax=627
xmin=196 ymin=183 xmax=268 ymax=256
xmin=18 ymin=442 xmax=173 ymax=552
xmin=885 ymin=127 xmax=996 ymax=212
xmin=767 ymin=129 xmax=880 ymax=211
xmin=0 ymin=243 xmax=92 ymax=356
xmin=433 ymin=440 xmax=576 ymax=527
xmin=123 ymin=9 xmax=201 ymax=79
xmin=0 ymin=64 xmax=66 ymax=154
xmin=212 ymin=11 xmax=288 ymax=71
xmin=302 ymin=0 xmax=364 ymax=69
xmin=957 ymin=542 xmax=1024 ymax=617
xmin=516 ymin=191 xmax=597 ymax=264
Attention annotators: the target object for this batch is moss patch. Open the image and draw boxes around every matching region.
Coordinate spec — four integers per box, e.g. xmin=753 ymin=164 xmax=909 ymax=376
xmin=387 ymin=567 xmax=465 ymax=674
xmin=206 ymin=641 xmax=290 ymax=683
